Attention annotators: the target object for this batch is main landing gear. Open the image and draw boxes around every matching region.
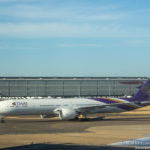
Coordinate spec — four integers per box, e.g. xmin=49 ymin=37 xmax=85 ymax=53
xmin=78 ymin=114 xmax=89 ymax=121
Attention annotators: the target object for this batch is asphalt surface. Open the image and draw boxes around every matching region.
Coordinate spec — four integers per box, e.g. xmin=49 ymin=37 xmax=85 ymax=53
xmin=1 ymin=143 xmax=135 ymax=150
xmin=0 ymin=115 xmax=150 ymax=150
xmin=0 ymin=115 xmax=150 ymax=135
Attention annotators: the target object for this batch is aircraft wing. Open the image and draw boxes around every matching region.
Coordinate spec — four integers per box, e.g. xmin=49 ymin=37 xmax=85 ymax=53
xmin=75 ymin=103 xmax=118 ymax=113
xmin=75 ymin=100 xmax=139 ymax=113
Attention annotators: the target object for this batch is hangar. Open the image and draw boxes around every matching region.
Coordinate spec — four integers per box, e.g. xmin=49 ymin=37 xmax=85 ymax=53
xmin=0 ymin=77 xmax=147 ymax=97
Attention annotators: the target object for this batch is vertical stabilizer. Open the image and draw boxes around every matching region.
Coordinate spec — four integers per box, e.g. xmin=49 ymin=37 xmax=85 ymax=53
xmin=132 ymin=78 xmax=150 ymax=102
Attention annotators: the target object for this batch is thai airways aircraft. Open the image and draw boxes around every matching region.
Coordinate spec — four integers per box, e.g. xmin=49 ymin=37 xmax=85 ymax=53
xmin=0 ymin=78 xmax=150 ymax=122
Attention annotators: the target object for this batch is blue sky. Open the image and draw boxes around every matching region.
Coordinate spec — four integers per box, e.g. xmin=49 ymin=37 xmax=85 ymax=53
xmin=0 ymin=0 xmax=150 ymax=77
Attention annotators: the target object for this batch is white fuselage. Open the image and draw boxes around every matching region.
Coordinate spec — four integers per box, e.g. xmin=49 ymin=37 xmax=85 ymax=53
xmin=0 ymin=98 xmax=124 ymax=117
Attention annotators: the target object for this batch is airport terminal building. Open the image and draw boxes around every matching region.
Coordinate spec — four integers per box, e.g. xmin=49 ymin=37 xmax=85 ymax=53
xmin=0 ymin=77 xmax=147 ymax=97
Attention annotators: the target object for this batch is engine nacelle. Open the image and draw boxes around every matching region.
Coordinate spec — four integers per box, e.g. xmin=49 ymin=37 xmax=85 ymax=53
xmin=58 ymin=108 xmax=77 ymax=120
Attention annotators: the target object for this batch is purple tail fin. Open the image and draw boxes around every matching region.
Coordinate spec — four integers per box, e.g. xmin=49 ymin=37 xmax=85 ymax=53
xmin=132 ymin=78 xmax=150 ymax=102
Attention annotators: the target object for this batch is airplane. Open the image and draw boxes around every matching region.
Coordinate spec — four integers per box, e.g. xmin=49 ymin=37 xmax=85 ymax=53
xmin=0 ymin=78 xmax=150 ymax=123
xmin=109 ymin=136 xmax=150 ymax=147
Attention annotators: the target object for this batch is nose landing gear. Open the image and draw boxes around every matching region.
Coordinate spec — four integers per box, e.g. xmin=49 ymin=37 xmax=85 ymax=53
xmin=0 ymin=116 xmax=5 ymax=123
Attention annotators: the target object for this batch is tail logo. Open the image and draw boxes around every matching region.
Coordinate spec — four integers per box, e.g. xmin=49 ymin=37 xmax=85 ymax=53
xmin=142 ymin=83 xmax=150 ymax=97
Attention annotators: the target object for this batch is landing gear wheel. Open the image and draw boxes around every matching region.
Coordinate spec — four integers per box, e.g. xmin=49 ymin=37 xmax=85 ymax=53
xmin=74 ymin=117 xmax=79 ymax=120
xmin=79 ymin=118 xmax=89 ymax=121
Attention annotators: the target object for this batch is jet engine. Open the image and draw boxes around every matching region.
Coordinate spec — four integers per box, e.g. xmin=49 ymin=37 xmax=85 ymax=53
xmin=58 ymin=108 xmax=77 ymax=120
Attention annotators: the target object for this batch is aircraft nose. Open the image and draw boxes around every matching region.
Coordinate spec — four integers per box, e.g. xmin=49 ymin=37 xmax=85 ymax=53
xmin=0 ymin=104 xmax=3 ymax=114
xmin=0 ymin=101 xmax=7 ymax=114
